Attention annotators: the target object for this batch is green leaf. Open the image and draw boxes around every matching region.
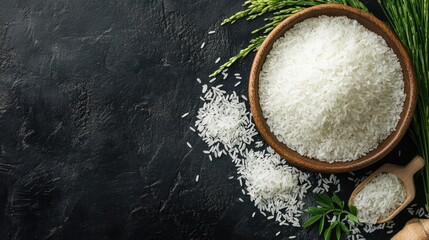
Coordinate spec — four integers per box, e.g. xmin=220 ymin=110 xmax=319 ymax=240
xmin=319 ymin=216 xmax=325 ymax=235
xmin=317 ymin=193 xmax=332 ymax=203
xmin=325 ymin=223 xmax=334 ymax=239
xmin=324 ymin=221 xmax=338 ymax=240
xmin=305 ymin=207 xmax=329 ymax=215
xmin=335 ymin=223 xmax=341 ymax=240
xmin=316 ymin=193 xmax=334 ymax=208
xmin=339 ymin=222 xmax=349 ymax=235
xmin=304 ymin=193 xmax=360 ymax=239
xmin=347 ymin=213 xmax=360 ymax=224
xmin=303 ymin=214 xmax=323 ymax=228
xmin=316 ymin=201 xmax=333 ymax=209
xmin=349 ymin=205 xmax=358 ymax=216
xmin=332 ymin=193 xmax=344 ymax=209
xmin=324 ymin=226 xmax=332 ymax=240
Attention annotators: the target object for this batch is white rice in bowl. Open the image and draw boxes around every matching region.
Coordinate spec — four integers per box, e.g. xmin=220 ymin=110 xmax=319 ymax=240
xmin=259 ymin=15 xmax=405 ymax=162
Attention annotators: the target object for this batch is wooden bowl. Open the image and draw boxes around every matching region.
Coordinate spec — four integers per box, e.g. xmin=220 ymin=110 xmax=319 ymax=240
xmin=249 ymin=4 xmax=417 ymax=173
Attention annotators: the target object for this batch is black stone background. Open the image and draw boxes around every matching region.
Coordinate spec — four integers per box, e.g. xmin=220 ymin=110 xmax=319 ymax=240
xmin=0 ymin=0 xmax=424 ymax=239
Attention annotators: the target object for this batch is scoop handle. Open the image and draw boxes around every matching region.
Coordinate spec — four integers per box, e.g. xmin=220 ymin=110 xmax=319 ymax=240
xmin=392 ymin=218 xmax=429 ymax=240
xmin=404 ymin=156 xmax=425 ymax=175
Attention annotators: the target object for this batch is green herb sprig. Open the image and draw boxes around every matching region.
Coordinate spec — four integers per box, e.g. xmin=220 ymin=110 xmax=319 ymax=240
xmin=378 ymin=0 xmax=429 ymax=210
xmin=210 ymin=0 xmax=368 ymax=77
xmin=303 ymin=193 xmax=360 ymax=240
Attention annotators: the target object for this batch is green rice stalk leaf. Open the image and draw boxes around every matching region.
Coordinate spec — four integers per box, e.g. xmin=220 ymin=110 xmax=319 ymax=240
xmin=209 ymin=36 xmax=265 ymax=77
xmin=379 ymin=0 xmax=429 ymax=210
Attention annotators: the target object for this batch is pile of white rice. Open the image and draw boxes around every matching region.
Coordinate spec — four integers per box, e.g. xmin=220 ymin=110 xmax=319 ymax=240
xmin=195 ymin=83 xmax=311 ymax=227
xmin=238 ymin=150 xmax=311 ymax=226
xmin=195 ymin=85 xmax=257 ymax=158
xmin=259 ymin=15 xmax=405 ymax=162
xmin=353 ymin=173 xmax=406 ymax=224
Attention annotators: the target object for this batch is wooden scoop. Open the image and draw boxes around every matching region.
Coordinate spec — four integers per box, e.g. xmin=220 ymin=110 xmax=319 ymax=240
xmin=392 ymin=218 xmax=429 ymax=240
xmin=349 ymin=155 xmax=425 ymax=224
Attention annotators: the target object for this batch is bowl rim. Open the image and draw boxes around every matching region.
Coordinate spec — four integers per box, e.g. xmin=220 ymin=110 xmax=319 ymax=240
xmin=248 ymin=4 xmax=417 ymax=173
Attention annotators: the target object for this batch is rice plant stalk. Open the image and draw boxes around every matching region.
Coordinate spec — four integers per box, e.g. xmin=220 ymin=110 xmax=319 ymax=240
xmin=379 ymin=0 xmax=429 ymax=210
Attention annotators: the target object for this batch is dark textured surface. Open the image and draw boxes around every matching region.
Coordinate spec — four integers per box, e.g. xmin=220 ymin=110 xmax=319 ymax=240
xmin=0 ymin=0 xmax=424 ymax=239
